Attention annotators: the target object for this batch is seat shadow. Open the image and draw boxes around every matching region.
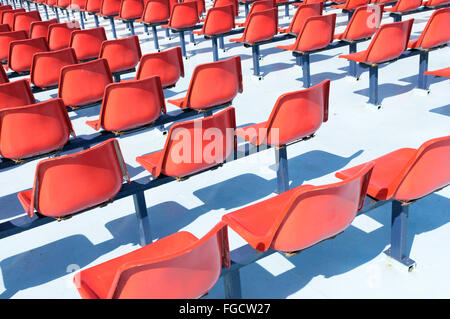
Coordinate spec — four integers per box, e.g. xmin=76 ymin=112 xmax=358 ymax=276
xmin=429 ymin=104 xmax=450 ymax=117
xmin=353 ymin=82 xmax=416 ymax=104
xmin=399 ymin=73 xmax=449 ymax=87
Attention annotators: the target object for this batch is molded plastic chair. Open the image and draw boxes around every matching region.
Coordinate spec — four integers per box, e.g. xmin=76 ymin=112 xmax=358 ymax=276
xmin=334 ymin=4 xmax=383 ymax=41
xmin=163 ymin=1 xmax=200 ymax=30
xmin=7 ymin=37 xmax=49 ymax=73
xmin=58 ymin=58 xmax=113 ymax=108
xmin=0 ymin=65 xmax=8 ymax=84
xmin=135 ymin=46 xmax=184 ymax=88
xmin=384 ymin=0 xmax=422 ymax=13
xmin=331 ymin=0 xmax=369 ymax=10
xmin=424 ymin=67 xmax=450 ymax=78
xmin=12 ymin=10 xmax=41 ymax=35
xmin=75 ymin=221 xmax=230 ymax=299
xmin=138 ymin=0 xmax=171 ymax=25
xmin=98 ymin=35 xmax=142 ymax=73
xmin=339 ymin=19 xmax=413 ymax=65
xmin=0 ymin=30 xmax=27 ymax=62
xmin=407 ymin=7 xmax=450 ymax=50
xmin=116 ymin=0 xmax=144 ymax=21
xmin=96 ymin=0 xmax=122 ymax=17
xmin=0 ymin=79 xmax=35 ymax=111
xmin=17 ymin=138 xmax=129 ymax=218
xmin=279 ymin=2 xmax=323 ymax=35
xmin=336 ymin=136 xmax=450 ymax=202
xmin=236 ymin=79 xmax=330 ymax=147
xmin=30 ymin=48 xmax=78 ymax=89
xmin=183 ymin=0 xmax=206 ymax=16
xmin=0 ymin=23 xmax=11 ymax=33
xmin=29 ymin=18 xmax=58 ymax=39
xmin=167 ymin=56 xmax=242 ymax=110
xmin=222 ymin=162 xmax=374 ymax=253
xmin=86 ymin=77 xmax=166 ymax=132
xmin=0 ymin=98 xmax=75 ymax=161
xmin=236 ymin=0 xmax=273 ymax=28
xmin=84 ymin=0 xmax=103 ymax=13
xmin=192 ymin=4 xmax=235 ymax=37
xmin=69 ymin=27 xmax=107 ymax=61
xmin=136 ymin=107 xmax=237 ymax=178
xmin=276 ymin=14 xmax=336 ymax=53
xmin=48 ymin=22 xmax=81 ymax=51
xmin=1 ymin=9 xmax=26 ymax=29
xmin=229 ymin=8 xmax=278 ymax=44
xmin=423 ymin=0 xmax=450 ymax=6
xmin=0 ymin=5 xmax=13 ymax=12
xmin=213 ymin=0 xmax=238 ymax=17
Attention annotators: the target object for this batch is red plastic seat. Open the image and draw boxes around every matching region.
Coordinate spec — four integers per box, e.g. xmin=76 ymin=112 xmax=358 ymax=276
xmin=70 ymin=0 xmax=88 ymax=10
xmin=1 ymin=9 xmax=26 ymax=29
xmin=331 ymin=0 xmax=369 ymax=10
xmin=75 ymin=221 xmax=229 ymax=299
xmin=55 ymin=0 xmax=72 ymax=9
xmin=12 ymin=10 xmax=41 ymax=36
xmin=0 ymin=23 xmax=11 ymax=33
xmin=192 ymin=4 xmax=235 ymax=37
xmin=334 ymin=4 xmax=383 ymax=41
xmin=222 ymin=162 xmax=374 ymax=252
xmin=423 ymin=0 xmax=450 ymax=6
xmin=424 ymin=67 xmax=450 ymax=78
xmin=48 ymin=22 xmax=81 ymax=51
xmin=0 ymin=79 xmax=35 ymax=111
xmin=137 ymin=0 xmax=171 ymax=24
xmin=98 ymin=35 xmax=142 ymax=73
xmin=0 ymin=5 xmax=13 ymax=12
xmin=236 ymin=79 xmax=330 ymax=147
xmin=229 ymin=8 xmax=278 ymax=44
xmin=136 ymin=107 xmax=236 ymax=178
xmin=162 ymin=1 xmax=200 ymax=30
xmin=407 ymin=7 xmax=450 ymax=50
xmin=96 ymin=0 xmax=122 ymax=17
xmin=167 ymin=56 xmax=242 ymax=110
xmin=0 ymin=30 xmax=27 ymax=62
xmin=384 ymin=0 xmax=422 ymax=13
xmin=339 ymin=19 xmax=413 ymax=65
xmin=276 ymin=14 xmax=336 ymax=53
xmin=135 ymin=46 xmax=184 ymax=88
xmin=30 ymin=48 xmax=78 ymax=89
xmin=69 ymin=27 xmax=107 ymax=61
xmin=29 ymin=19 xmax=58 ymax=39
xmin=279 ymin=3 xmax=323 ymax=35
xmin=58 ymin=58 xmax=113 ymax=108
xmin=0 ymin=98 xmax=75 ymax=161
xmin=336 ymin=136 xmax=450 ymax=202
xmin=86 ymin=77 xmax=166 ymax=132
xmin=0 ymin=65 xmax=8 ymax=84
xmin=213 ymin=0 xmax=238 ymax=17
xmin=116 ymin=0 xmax=144 ymax=21
xmin=7 ymin=37 xmax=49 ymax=73
xmin=83 ymin=0 xmax=102 ymax=13
xmin=17 ymin=138 xmax=129 ymax=218
xmin=182 ymin=0 xmax=206 ymax=16
xmin=236 ymin=0 xmax=273 ymax=28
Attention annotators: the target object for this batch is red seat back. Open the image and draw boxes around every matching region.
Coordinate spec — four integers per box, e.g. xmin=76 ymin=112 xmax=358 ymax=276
xmin=412 ymin=7 xmax=450 ymax=50
xmin=214 ymin=0 xmax=238 ymax=16
xmin=167 ymin=1 xmax=200 ymax=29
xmin=135 ymin=46 xmax=184 ymax=88
xmin=30 ymin=48 xmax=78 ymax=89
xmin=183 ymin=56 xmax=242 ymax=110
xmin=99 ymin=35 xmax=142 ymax=73
xmin=86 ymin=0 xmax=102 ymax=12
xmin=340 ymin=0 xmax=369 ymax=10
xmin=424 ymin=0 xmax=450 ymax=6
xmin=338 ymin=4 xmax=382 ymax=41
xmin=0 ymin=23 xmax=11 ymax=33
xmin=1 ymin=9 xmax=26 ymax=28
xmin=22 ymin=139 xmax=129 ymax=218
xmin=0 ymin=65 xmax=8 ymax=84
xmin=0 ymin=79 xmax=35 ymax=111
xmin=99 ymin=0 xmax=122 ymax=16
xmin=98 ymin=77 xmax=166 ymax=132
xmin=199 ymin=4 xmax=235 ymax=36
xmin=0 ymin=5 xmax=13 ymax=12
xmin=284 ymin=3 xmax=323 ymax=35
xmin=364 ymin=19 xmax=413 ymax=64
xmin=118 ymin=0 xmax=144 ymax=20
xmin=57 ymin=0 xmax=72 ymax=8
xmin=8 ymin=37 xmax=49 ymax=73
xmin=183 ymin=0 xmax=205 ymax=16
xmin=390 ymin=0 xmax=422 ymax=12
xmin=292 ymin=13 xmax=336 ymax=53
xmin=141 ymin=0 xmax=171 ymax=23
xmin=241 ymin=0 xmax=273 ymax=28
xmin=69 ymin=27 xmax=107 ymax=61
xmin=70 ymin=0 xmax=88 ymax=10
xmin=48 ymin=22 xmax=81 ymax=51
xmin=0 ymin=30 xmax=27 ymax=61
xmin=58 ymin=58 xmax=113 ymax=108
xmin=241 ymin=8 xmax=278 ymax=44
xmin=12 ymin=10 xmax=41 ymax=35
xmin=29 ymin=18 xmax=58 ymax=39
xmin=0 ymin=98 xmax=75 ymax=160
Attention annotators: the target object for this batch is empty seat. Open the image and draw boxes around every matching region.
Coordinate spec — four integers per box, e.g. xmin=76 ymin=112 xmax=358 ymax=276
xmin=385 ymin=0 xmax=422 ymax=13
xmin=236 ymin=0 xmax=273 ymax=28
xmin=334 ymin=4 xmax=383 ymax=41
xmin=0 ymin=30 xmax=27 ymax=62
xmin=425 ymin=67 xmax=450 ymax=78
xmin=48 ymin=22 xmax=81 ymax=51
xmin=84 ymin=0 xmax=103 ymax=13
xmin=17 ymin=138 xmax=129 ymax=218
xmin=55 ymin=0 xmax=71 ymax=10
xmin=0 ymin=5 xmax=13 ymax=12
xmin=116 ymin=0 xmax=144 ymax=21
xmin=0 ymin=98 xmax=75 ymax=161
xmin=135 ymin=46 xmax=184 ymax=88
xmin=98 ymin=35 xmax=142 ymax=74
xmin=0 ymin=23 xmax=10 ymax=33
xmin=75 ymin=221 xmax=229 ymax=299
xmin=2 ymin=9 xmax=26 ymax=29
xmin=29 ymin=18 xmax=58 ymax=39
xmin=69 ymin=27 xmax=107 ymax=61
xmin=222 ymin=162 xmax=374 ymax=252
xmin=96 ymin=0 xmax=121 ymax=17
xmin=423 ymin=0 xmax=450 ymax=6
xmin=331 ymin=0 xmax=369 ymax=10
xmin=167 ymin=56 xmax=242 ymax=110
xmin=163 ymin=1 xmax=200 ymax=30
xmin=183 ymin=0 xmax=206 ymax=16
xmin=213 ymin=0 xmax=238 ymax=17
xmin=7 ymin=37 xmax=49 ymax=73
xmin=0 ymin=79 xmax=35 ymax=111
xmin=12 ymin=10 xmax=41 ymax=36
xmin=336 ymin=136 xmax=450 ymax=202
xmin=136 ymin=107 xmax=236 ymax=178
xmin=230 ymin=8 xmax=278 ymax=44
xmin=0 ymin=65 xmax=8 ymax=84
xmin=276 ymin=14 xmax=336 ymax=53
xmin=58 ymin=58 xmax=113 ymax=108
xmin=279 ymin=3 xmax=323 ymax=35
xmin=236 ymin=79 xmax=330 ymax=147
xmin=137 ymin=0 xmax=171 ymax=25
xmin=339 ymin=19 xmax=413 ymax=65
xmin=407 ymin=7 xmax=450 ymax=50
xmin=86 ymin=77 xmax=166 ymax=132
xmin=30 ymin=48 xmax=78 ymax=89
xmin=192 ymin=4 xmax=235 ymax=37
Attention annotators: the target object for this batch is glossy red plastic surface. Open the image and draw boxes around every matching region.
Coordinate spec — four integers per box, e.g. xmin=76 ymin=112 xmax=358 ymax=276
xmin=192 ymin=4 xmax=235 ymax=36
xmin=334 ymin=4 xmax=383 ymax=41
xmin=279 ymin=3 xmax=323 ymax=35
xmin=139 ymin=0 xmax=171 ymax=24
xmin=99 ymin=35 xmax=142 ymax=73
xmin=229 ymin=8 xmax=277 ymax=44
xmin=164 ymin=1 xmax=199 ymax=29
xmin=385 ymin=0 xmax=422 ymax=13
xmin=29 ymin=18 xmax=58 ymax=39
xmin=7 ymin=37 xmax=49 ymax=73
xmin=47 ymin=22 xmax=81 ymax=51
xmin=97 ymin=0 xmax=121 ymax=16
xmin=0 ymin=30 xmax=27 ymax=61
xmin=424 ymin=67 xmax=450 ymax=78
xmin=331 ymin=0 xmax=369 ymax=10
xmin=235 ymin=0 xmax=273 ymax=28
xmin=12 ymin=10 xmax=41 ymax=36
xmin=69 ymin=27 xmax=107 ymax=61
xmin=117 ymin=0 xmax=144 ymax=20
xmin=1 ymin=9 xmax=26 ymax=29
xmin=407 ymin=8 xmax=450 ymax=50
xmin=0 ymin=79 xmax=35 ymax=111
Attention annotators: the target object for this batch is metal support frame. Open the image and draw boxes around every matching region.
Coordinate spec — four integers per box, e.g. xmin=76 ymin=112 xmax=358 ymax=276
xmin=219 ymin=36 xmax=225 ymax=51
xmin=348 ymin=42 xmax=357 ymax=78
xmin=55 ymin=7 xmax=59 ymax=21
xmin=244 ymin=2 xmax=250 ymax=16
xmin=284 ymin=3 xmax=289 ymax=17
xmin=109 ymin=16 xmax=117 ymax=39
xmin=179 ymin=30 xmax=186 ymax=58
xmin=211 ymin=37 xmax=219 ymax=61
xmin=417 ymin=50 xmax=429 ymax=90
xmin=368 ymin=64 xmax=379 ymax=106
xmin=65 ymin=9 xmax=70 ymax=21
xmin=275 ymin=146 xmax=289 ymax=194
xmin=129 ymin=20 xmax=135 ymax=36
xmin=93 ymin=14 xmax=99 ymax=27
xmin=223 ymin=268 xmax=243 ymax=299
xmin=133 ymin=191 xmax=152 ymax=246
xmin=301 ymin=53 xmax=311 ymax=88
xmin=251 ymin=45 xmax=261 ymax=77
xmin=43 ymin=5 xmax=49 ymax=20
xmin=189 ymin=32 xmax=195 ymax=45
xmin=79 ymin=11 xmax=85 ymax=29
xmin=151 ymin=25 xmax=160 ymax=51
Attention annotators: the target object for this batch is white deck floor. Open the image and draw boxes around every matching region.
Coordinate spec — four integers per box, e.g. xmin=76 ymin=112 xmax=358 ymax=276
xmin=0 ymin=2 xmax=449 ymax=299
